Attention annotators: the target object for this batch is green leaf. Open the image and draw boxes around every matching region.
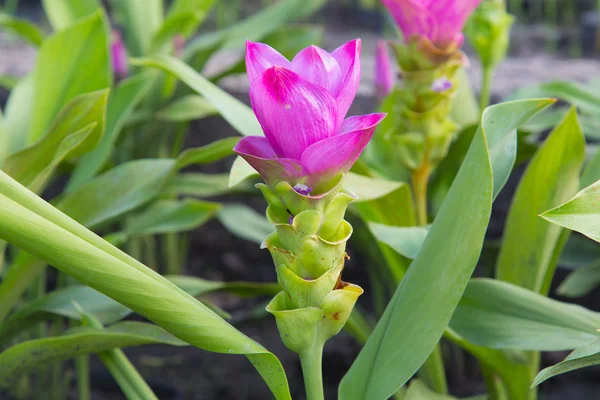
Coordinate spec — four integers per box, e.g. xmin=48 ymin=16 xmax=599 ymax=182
xmin=163 ymin=173 xmax=232 ymax=198
xmin=0 ymin=322 xmax=185 ymax=388
xmin=131 ymin=55 xmax=262 ymax=136
xmin=0 ymin=13 xmax=43 ymax=46
xmin=339 ymin=99 xmax=553 ymax=400
xmin=557 ymin=260 xmax=600 ymax=298
xmin=124 ymin=199 xmax=222 ymax=236
xmin=28 ymin=10 xmax=110 ymax=143
xmin=3 ymin=90 xmax=109 ymax=190
xmin=151 ymin=10 xmax=206 ymax=53
xmin=41 ymin=0 xmax=100 ymax=31
xmin=449 ymin=279 xmax=600 ymax=351
xmin=405 ymin=380 xmax=457 ymax=400
xmin=175 ymin=137 xmax=239 ymax=169
xmin=57 ymin=159 xmax=176 ymax=229
xmin=217 ymin=204 xmax=273 ymax=244
xmin=497 ymin=108 xmax=586 ymax=294
xmin=0 ymin=75 xmax=18 ymax=90
xmin=344 ymin=173 xmax=406 ymax=202
xmin=582 ymin=148 xmax=600 ymax=189
xmin=368 ymin=223 xmax=428 ymax=259
xmin=0 ymin=171 xmax=292 ymax=399
xmin=229 ymin=156 xmax=259 ymax=187
xmin=533 ymin=340 xmax=600 ymax=386
xmin=156 ymin=94 xmax=218 ymax=122
xmin=509 ymin=80 xmax=600 ymax=115
xmin=183 ymin=0 xmax=325 ymax=60
xmin=112 ymin=0 xmax=164 ymax=57
xmin=541 ymin=179 xmax=600 ymax=243
xmin=68 ymin=72 xmax=155 ymax=191
xmin=0 ymin=76 xmax=34 ymax=161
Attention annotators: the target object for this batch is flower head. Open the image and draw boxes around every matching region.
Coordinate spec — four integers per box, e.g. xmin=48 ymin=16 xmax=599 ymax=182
xmin=375 ymin=40 xmax=395 ymax=101
xmin=381 ymin=0 xmax=483 ymax=50
xmin=111 ymin=30 xmax=128 ymax=79
xmin=235 ymin=40 xmax=386 ymax=191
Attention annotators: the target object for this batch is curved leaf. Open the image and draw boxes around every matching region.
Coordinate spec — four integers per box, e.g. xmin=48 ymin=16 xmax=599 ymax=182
xmin=28 ymin=10 xmax=110 ymax=143
xmin=368 ymin=223 xmax=428 ymax=259
xmin=497 ymin=108 xmax=586 ymax=294
xmin=541 ymin=179 xmax=600 ymax=243
xmin=450 ymin=279 xmax=600 ymax=351
xmin=0 ymin=322 xmax=185 ymax=388
xmin=0 ymin=174 xmax=292 ymax=399
xmin=339 ymin=99 xmax=554 ymax=400
xmin=217 ymin=204 xmax=273 ymax=244
xmin=131 ymin=55 xmax=262 ymax=136
xmin=156 ymin=94 xmax=218 ymax=122
xmin=533 ymin=340 xmax=600 ymax=386
xmin=0 ymin=13 xmax=43 ymax=46
xmin=57 ymin=159 xmax=176 ymax=229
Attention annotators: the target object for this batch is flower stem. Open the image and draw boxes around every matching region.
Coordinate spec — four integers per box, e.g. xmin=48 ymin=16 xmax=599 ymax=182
xmin=479 ymin=65 xmax=494 ymax=114
xmin=412 ymin=161 xmax=432 ymax=226
xmin=418 ymin=345 xmax=448 ymax=394
xmin=300 ymin=343 xmax=325 ymax=400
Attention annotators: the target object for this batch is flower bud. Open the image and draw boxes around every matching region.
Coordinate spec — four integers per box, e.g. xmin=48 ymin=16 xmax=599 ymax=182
xmin=375 ymin=40 xmax=395 ymax=101
xmin=111 ymin=30 xmax=128 ymax=79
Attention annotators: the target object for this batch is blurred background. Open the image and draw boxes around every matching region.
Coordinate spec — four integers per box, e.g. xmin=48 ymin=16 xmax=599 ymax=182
xmin=1 ymin=1 xmax=600 ymax=399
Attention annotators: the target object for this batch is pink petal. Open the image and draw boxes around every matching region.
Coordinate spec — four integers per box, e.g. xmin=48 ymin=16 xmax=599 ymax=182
xmin=301 ymin=113 xmax=386 ymax=178
xmin=381 ymin=0 xmax=437 ymax=43
xmin=430 ymin=0 xmax=482 ymax=46
xmin=245 ymin=41 xmax=290 ymax=84
xmin=249 ymin=66 xmax=338 ymax=160
xmin=234 ymin=136 xmax=307 ymax=185
xmin=375 ymin=40 xmax=394 ymax=101
xmin=290 ymin=45 xmax=343 ymax=97
xmin=111 ymin=30 xmax=128 ymax=79
xmin=331 ymin=39 xmax=362 ymax=123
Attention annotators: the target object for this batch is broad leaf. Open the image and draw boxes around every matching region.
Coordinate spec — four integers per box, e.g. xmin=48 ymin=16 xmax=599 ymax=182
xmin=68 ymin=72 xmax=155 ymax=191
xmin=339 ymin=99 xmax=554 ymax=400
xmin=57 ymin=159 xmax=176 ymax=229
xmin=3 ymin=90 xmax=109 ymax=190
xmin=533 ymin=340 xmax=600 ymax=386
xmin=41 ymin=0 xmax=100 ymax=31
xmin=163 ymin=173 xmax=232 ymax=198
xmin=218 ymin=204 xmax=273 ymax=244
xmin=450 ymin=279 xmax=600 ymax=351
xmin=175 ymin=137 xmax=239 ymax=169
xmin=0 ymin=322 xmax=184 ymax=388
xmin=496 ymin=108 xmax=586 ymax=294
xmin=131 ymin=55 xmax=262 ymax=136
xmin=0 ymin=171 xmax=292 ymax=399
xmin=124 ymin=199 xmax=222 ymax=236
xmin=368 ymin=223 xmax=428 ymax=259
xmin=28 ymin=10 xmax=110 ymax=143
xmin=557 ymin=260 xmax=600 ymax=298
xmin=156 ymin=94 xmax=218 ymax=122
xmin=0 ymin=76 xmax=34 ymax=161
xmin=112 ymin=0 xmax=164 ymax=57
xmin=541 ymin=180 xmax=600 ymax=243
xmin=0 ymin=13 xmax=43 ymax=46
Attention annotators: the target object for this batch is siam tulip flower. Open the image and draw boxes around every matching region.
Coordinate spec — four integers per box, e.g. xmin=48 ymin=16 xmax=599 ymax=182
xmin=234 ymin=39 xmax=386 ymax=191
xmin=173 ymin=34 xmax=185 ymax=58
xmin=111 ymin=30 xmax=128 ymax=79
xmin=375 ymin=40 xmax=395 ymax=101
xmin=381 ymin=0 xmax=483 ymax=50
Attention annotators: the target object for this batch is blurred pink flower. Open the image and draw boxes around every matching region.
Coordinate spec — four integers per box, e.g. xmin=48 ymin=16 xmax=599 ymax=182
xmin=173 ymin=34 xmax=185 ymax=58
xmin=111 ymin=30 xmax=128 ymax=79
xmin=381 ymin=0 xmax=482 ymax=49
xmin=234 ymin=40 xmax=386 ymax=189
xmin=375 ymin=40 xmax=394 ymax=101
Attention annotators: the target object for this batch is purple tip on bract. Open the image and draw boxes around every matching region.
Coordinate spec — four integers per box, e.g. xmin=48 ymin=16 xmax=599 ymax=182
xmin=293 ymin=184 xmax=313 ymax=196
xmin=431 ymin=77 xmax=453 ymax=93
xmin=288 ymin=214 xmax=294 ymax=225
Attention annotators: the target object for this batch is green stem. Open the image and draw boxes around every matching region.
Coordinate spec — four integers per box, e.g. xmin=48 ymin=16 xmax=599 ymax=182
xmin=479 ymin=65 xmax=494 ymax=113
xmin=300 ymin=342 xmax=325 ymax=400
xmin=412 ymin=161 xmax=431 ymax=226
xmin=480 ymin=364 xmax=509 ymax=400
xmin=76 ymin=356 xmax=91 ymax=400
xmin=164 ymin=232 xmax=181 ymax=275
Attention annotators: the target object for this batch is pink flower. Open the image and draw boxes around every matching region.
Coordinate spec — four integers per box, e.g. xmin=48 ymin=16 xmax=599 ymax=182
xmin=234 ymin=40 xmax=386 ymax=190
xmin=111 ymin=30 xmax=128 ymax=79
xmin=381 ymin=0 xmax=482 ymax=50
xmin=375 ymin=40 xmax=394 ymax=101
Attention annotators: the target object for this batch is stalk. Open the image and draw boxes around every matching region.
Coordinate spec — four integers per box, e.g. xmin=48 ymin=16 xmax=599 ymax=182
xmin=479 ymin=66 xmax=494 ymax=114
xmin=76 ymin=356 xmax=91 ymax=400
xmin=299 ymin=343 xmax=325 ymax=400
xmin=412 ymin=159 xmax=432 ymax=226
